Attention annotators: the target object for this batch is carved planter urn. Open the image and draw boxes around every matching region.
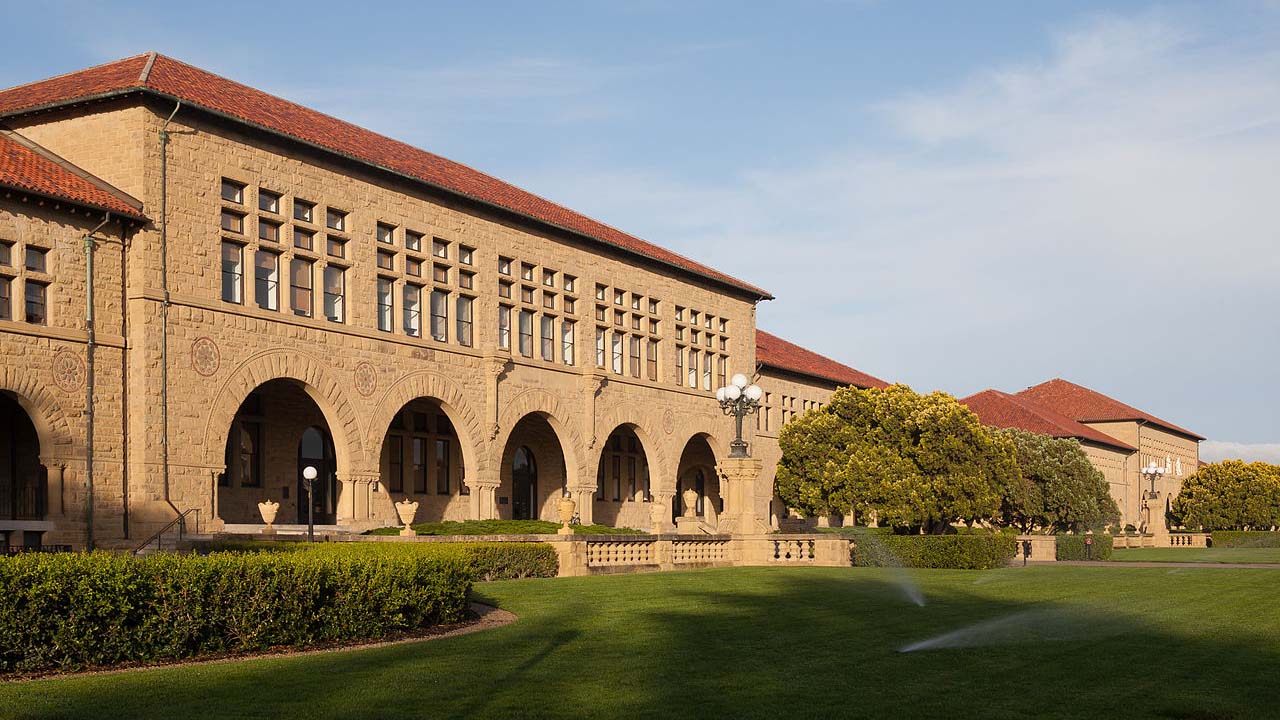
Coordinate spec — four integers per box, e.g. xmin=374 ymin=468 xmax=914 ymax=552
xmin=257 ymin=500 xmax=279 ymax=534
xmin=557 ymin=496 xmax=576 ymax=535
xmin=682 ymin=488 xmax=699 ymax=518
xmin=395 ymin=499 xmax=419 ymax=537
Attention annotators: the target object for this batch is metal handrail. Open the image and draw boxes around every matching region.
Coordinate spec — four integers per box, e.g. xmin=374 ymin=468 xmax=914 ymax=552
xmin=132 ymin=508 xmax=200 ymax=555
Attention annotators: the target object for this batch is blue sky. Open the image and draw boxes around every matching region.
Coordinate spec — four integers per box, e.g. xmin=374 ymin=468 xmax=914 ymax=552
xmin=5 ymin=1 xmax=1279 ymax=459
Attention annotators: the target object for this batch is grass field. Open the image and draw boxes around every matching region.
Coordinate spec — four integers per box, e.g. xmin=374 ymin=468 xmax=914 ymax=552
xmin=1112 ymin=547 xmax=1280 ymax=564
xmin=3 ymin=566 xmax=1278 ymax=719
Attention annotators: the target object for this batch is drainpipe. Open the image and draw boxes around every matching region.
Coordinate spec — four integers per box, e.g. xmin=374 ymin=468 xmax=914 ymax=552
xmin=83 ymin=212 xmax=112 ymax=551
xmin=160 ymin=101 xmax=181 ymax=520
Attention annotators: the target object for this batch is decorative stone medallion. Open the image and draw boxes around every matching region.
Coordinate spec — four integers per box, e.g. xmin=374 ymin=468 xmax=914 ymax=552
xmin=191 ymin=337 xmax=220 ymax=377
xmin=51 ymin=350 xmax=85 ymax=392
xmin=662 ymin=408 xmax=676 ymax=435
xmin=354 ymin=362 xmax=378 ymax=397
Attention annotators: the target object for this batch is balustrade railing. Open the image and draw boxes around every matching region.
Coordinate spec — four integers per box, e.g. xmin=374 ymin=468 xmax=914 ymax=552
xmin=673 ymin=540 xmax=729 ymax=564
xmin=585 ymin=539 xmax=656 ymax=567
xmin=770 ymin=537 xmax=815 ymax=562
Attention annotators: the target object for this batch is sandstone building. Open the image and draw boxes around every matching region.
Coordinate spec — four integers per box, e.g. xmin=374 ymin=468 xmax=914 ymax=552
xmin=0 ymin=53 xmax=877 ymax=549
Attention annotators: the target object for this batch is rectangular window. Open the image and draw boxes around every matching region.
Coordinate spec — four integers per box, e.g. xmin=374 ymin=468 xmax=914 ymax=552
xmin=433 ymin=264 xmax=449 ymax=284
xmin=290 ymin=258 xmax=313 ymax=317
xmin=412 ymin=438 xmax=427 ymax=493
xmin=650 ymin=319 xmax=659 ymax=334
xmin=407 ymin=258 xmax=423 ymax=277
xmin=258 ymin=219 xmax=280 ymax=243
xmin=627 ymin=335 xmax=640 ymax=378
xmin=456 ymin=295 xmax=473 ymax=346
xmin=675 ymin=306 xmax=684 ymax=321
xmin=612 ymin=455 xmax=622 ymax=501
xmin=459 ymin=271 xmax=474 ymax=290
xmin=595 ymin=327 xmax=606 ymax=367
xmin=561 ymin=321 xmax=575 ymax=366
xmin=498 ymin=305 xmax=512 ymax=349
xmin=403 ymin=284 xmax=422 ymax=337
xmin=237 ymin=422 xmax=261 ymax=487
xmin=436 ymin=439 xmax=451 ymax=494
xmin=459 ymin=246 xmax=474 ymax=265
xmin=542 ymin=269 xmax=555 ymax=287
xmin=377 ymin=277 xmax=394 ymax=332
xmin=499 ymin=280 xmax=512 ymax=298
xmin=563 ymin=297 xmax=575 ymax=314
xmin=221 ymin=209 xmax=245 ymax=234
xmin=377 ymin=222 xmax=396 ymax=245
xmin=258 ymin=189 xmax=280 ymax=213
xmin=613 ymin=289 xmax=624 ymax=306
xmin=221 ymin=178 xmax=245 ymax=203
xmin=377 ymin=250 xmax=395 ymax=271
xmin=0 ymin=241 xmax=10 ymax=266
xmin=323 ymin=266 xmax=345 ymax=323
xmin=541 ymin=315 xmax=555 ymax=361
xmin=25 ymin=247 xmax=47 ymax=273
xmin=595 ymin=305 xmax=606 ymax=322
xmin=253 ymin=250 xmax=279 ymax=311
xmin=294 ymin=199 xmax=314 ymax=222
xmin=631 ymin=314 xmax=641 ymax=330
xmin=520 ymin=262 xmax=535 ymax=281
xmin=405 ymin=230 xmax=422 ymax=252
xmin=717 ymin=355 xmax=727 ymax=389
xmin=628 ymin=456 xmax=637 ymax=499
xmin=521 ymin=286 xmax=535 ymax=304
xmin=564 ymin=275 xmax=576 ymax=293
xmin=647 ymin=339 xmax=659 ymax=381
xmin=675 ymin=345 xmax=684 ymax=386
xmin=543 ymin=292 xmax=556 ymax=310
xmin=0 ymin=277 xmax=9 ymax=320
xmin=430 ymin=289 xmax=448 ymax=342
xmin=326 ymin=208 xmax=347 ymax=231
xmin=433 ymin=239 xmax=450 ymax=259
xmin=611 ymin=333 xmax=624 ymax=374
xmin=688 ymin=348 xmax=698 ymax=388
xmin=648 ymin=299 xmax=658 ymax=314
xmin=631 ymin=294 xmax=641 ymax=310
xmin=518 ymin=310 xmax=534 ymax=357
xmin=221 ymin=241 xmax=243 ymax=303
xmin=595 ymin=284 xmax=606 ymax=301
xmin=326 ymin=236 xmax=346 ymax=258
xmin=24 ymin=281 xmax=47 ymax=325
xmin=703 ymin=353 xmax=713 ymax=390
xmin=293 ymin=227 xmax=314 ymax=251
xmin=387 ymin=436 xmax=403 ymax=492
xmin=498 ymin=257 xmax=512 ymax=275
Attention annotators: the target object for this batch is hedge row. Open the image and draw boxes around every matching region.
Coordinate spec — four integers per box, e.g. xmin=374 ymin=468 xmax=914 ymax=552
xmin=197 ymin=540 xmax=561 ymax=582
xmin=850 ymin=534 xmax=1015 ymax=569
xmin=0 ymin=547 xmax=471 ymax=673
xmin=1210 ymin=531 xmax=1280 ymax=548
xmin=1055 ymin=534 xmax=1114 ymax=561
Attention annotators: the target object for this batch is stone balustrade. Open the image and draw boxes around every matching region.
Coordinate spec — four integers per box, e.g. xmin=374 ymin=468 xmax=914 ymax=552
xmin=1168 ymin=533 xmax=1210 ymax=548
xmin=586 ymin=540 xmax=656 ymax=568
xmin=672 ymin=539 xmax=730 ymax=564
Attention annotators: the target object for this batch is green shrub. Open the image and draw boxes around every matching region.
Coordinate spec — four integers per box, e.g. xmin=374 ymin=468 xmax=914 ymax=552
xmin=459 ymin=543 xmax=559 ymax=581
xmin=1210 ymin=531 xmax=1280 ymax=548
xmin=0 ymin=547 xmax=471 ymax=673
xmin=849 ymin=534 xmax=1015 ymax=569
xmin=1055 ymin=534 xmax=1113 ymax=561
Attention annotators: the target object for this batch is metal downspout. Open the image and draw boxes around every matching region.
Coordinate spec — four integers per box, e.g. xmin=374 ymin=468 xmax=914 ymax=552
xmin=160 ymin=101 xmax=181 ymax=520
xmin=83 ymin=213 xmax=112 ymax=551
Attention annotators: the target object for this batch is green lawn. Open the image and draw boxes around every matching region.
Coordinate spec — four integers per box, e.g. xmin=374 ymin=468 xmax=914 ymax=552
xmin=365 ymin=519 xmax=643 ymax=536
xmin=3 ymin=566 xmax=1278 ymax=719
xmin=1112 ymin=546 xmax=1280 ymax=564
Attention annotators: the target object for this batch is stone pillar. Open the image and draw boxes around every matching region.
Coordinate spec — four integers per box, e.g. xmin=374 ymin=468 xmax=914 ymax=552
xmin=466 ymin=478 xmax=500 ymax=520
xmin=573 ymin=488 xmax=595 ymax=525
xmin=337 ymin=475 xmax=356 ymax=522
xmin=716 ymin=456 xmax=769 ymax=535
xmin=349 ymin=473 xmax=379 ymax=522
xmin=43 ymin=462 xmax=66 ymax=517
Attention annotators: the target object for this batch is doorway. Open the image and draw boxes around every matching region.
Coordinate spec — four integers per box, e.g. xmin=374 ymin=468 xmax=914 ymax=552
xmin=298 ymin=426 xmax=336 ymax=524
xmin=512 ymin=446 xmax=537 ymax=520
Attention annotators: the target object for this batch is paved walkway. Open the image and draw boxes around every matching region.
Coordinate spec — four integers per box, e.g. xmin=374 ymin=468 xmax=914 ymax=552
xmin=1057 ymin=560 xmax=1280 ymax=569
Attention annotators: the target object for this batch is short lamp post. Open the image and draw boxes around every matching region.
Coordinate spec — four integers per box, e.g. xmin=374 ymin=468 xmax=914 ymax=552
xmin=302 ymin=465 xmax=317 ymax=542
xmin=716 ymin=373 xmax=764 ymax=459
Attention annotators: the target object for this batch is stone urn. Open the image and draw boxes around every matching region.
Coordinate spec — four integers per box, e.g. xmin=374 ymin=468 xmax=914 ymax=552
xmin=257 ymin=500 xmax=279 ymax=534
xmin=649 ymin=499 xmax=668 ymax=533
xmin=395 ymin=499 xmax=419 ymax=537
xmin=557 ymin=496 xmax=576 ymax=535
xmin=682 ymin=488 xmax=699 ymax=518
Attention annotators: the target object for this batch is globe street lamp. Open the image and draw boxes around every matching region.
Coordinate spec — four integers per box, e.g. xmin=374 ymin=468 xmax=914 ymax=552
xmin=302 ymin=465 xmax=318 ymax=542
xmin=1140 ymin=461 xmax=1166 ymax=498
xmin=716 ymin=373 xmax=764 ymax=459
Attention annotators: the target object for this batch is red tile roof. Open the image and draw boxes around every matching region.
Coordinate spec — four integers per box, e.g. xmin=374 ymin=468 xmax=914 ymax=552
xmin=1016 ymin=378 xmax=1204 ymax=441
xmin=0 ymin=53 xmax=769 ymax=298
xmin=959 ymin=389 xmax=1136 ymax=452
xmin=756 ymin=329 xmax=888 ymax=389
xmin=0 ymin=129 xmax=144 ymax=219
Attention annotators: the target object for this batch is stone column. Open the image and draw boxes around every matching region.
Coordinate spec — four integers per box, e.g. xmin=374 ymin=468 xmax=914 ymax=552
xmin=337 ymin=474 xmax=357 ymax=522
xmin=349 ymin=473 xmax=380 ymax=522
xmin=573 ymin=488 xmax=595 ymax=525
xmin=483 ymin=355 xmax=509 ymax=443
xmin=715 ymin=456 xmax=768 ymax=535
xmin=43 ymin=461 xmax=66 ymax=517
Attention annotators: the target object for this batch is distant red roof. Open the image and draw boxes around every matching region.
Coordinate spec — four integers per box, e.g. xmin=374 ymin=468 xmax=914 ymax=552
xmin=959 ymin=389 xmax=1136 ymax=452
xmin=756 ymin=329 xmax=888 ymax=389
xmin=0 ymin=129 xmax=143 ymax=219
xmin=1017 ymin=378 xmax=1204 ymax=441
xmin=0 ymin=53 xmax=768 ymax=299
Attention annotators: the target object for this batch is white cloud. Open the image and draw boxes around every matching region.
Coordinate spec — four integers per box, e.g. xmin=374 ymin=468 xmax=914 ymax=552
xmin=1201 ymin=441 xmax=1280 ymax=464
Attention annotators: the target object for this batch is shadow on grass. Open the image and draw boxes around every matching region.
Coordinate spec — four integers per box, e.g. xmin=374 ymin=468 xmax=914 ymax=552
xmin=0 ymin=567 xmax=1274 ymax=720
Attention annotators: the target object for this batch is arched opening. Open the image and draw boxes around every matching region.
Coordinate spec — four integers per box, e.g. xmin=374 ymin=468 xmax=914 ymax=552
xmin=674 ymin=434 xmax=721 ymax=524
xmin=594 ymin=425 xmax=651 ymax=528
xmin=217 ymin=379 xmax=338 ymax=525
xmin=379 ymin=398 xmax=469 ymax=523
xmin=0 ymin=392 xmax=46 ymax=547
xmin=499 ymin=414 xmax=567 ymax=521
xmin=298 ymin=427 xmax=336 ymax=525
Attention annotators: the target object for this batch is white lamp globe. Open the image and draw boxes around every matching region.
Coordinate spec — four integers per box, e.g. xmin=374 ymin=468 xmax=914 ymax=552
xmin=744 ymin=384 xmax=763 ymax=402
xmin=731 ymin=373 xmax=749 ymax=389
xmin=303 ymin=466 xmax=318 ymax=481
xmin=715 ymin=387 xmax=727 ymax=403
xmin=724 ymin=384 xmax=742 ymax=401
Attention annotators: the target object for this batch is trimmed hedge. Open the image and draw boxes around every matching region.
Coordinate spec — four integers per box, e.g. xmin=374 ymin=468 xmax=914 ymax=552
xmin=1055 ymin=534 xmax=1113 ymax=561
xmin=1211 ymin=531 xmax=1280 ymax=549
xmin=0 ymin=547 xmax=471 ymax=673
xmin=850 ymin=534 xmax=1015 ymax=570
xmin=197 ymin=540 xmax=561 ymax=582
xmin=366 ymin=519 xmax=644 ymax=536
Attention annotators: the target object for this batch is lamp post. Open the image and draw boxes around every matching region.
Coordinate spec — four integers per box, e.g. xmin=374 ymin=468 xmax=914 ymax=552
xmin=1140 ymin=461 xmax=1166 ymax=499
xmin=302 ymin=465 xmax=317 ymax=542
xmin=716 ymin=373 xmax=764 ymax=459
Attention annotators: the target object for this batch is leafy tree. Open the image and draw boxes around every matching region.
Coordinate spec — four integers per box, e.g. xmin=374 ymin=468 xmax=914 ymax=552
xmin=775 ymin=385 xmax=1019 ymax=534
xmin=998 ymin=428 xmax=1119 ymax=533
xmin=1169 ymin=461 xmax=1280 ymax=531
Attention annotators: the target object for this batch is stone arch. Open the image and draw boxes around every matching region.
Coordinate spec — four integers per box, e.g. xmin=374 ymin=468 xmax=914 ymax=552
xmin=592 ymin=402 xmax=670 ymax=490
xmin=366 ymin=371 xmax=489 ymax=480
xmin=0 ymin=365 xmax=75 ymax=460
xmin=200 ymin=350 xmax=366 ymax=477
xmin=495 ymin=388 xmax=587 ymax=490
